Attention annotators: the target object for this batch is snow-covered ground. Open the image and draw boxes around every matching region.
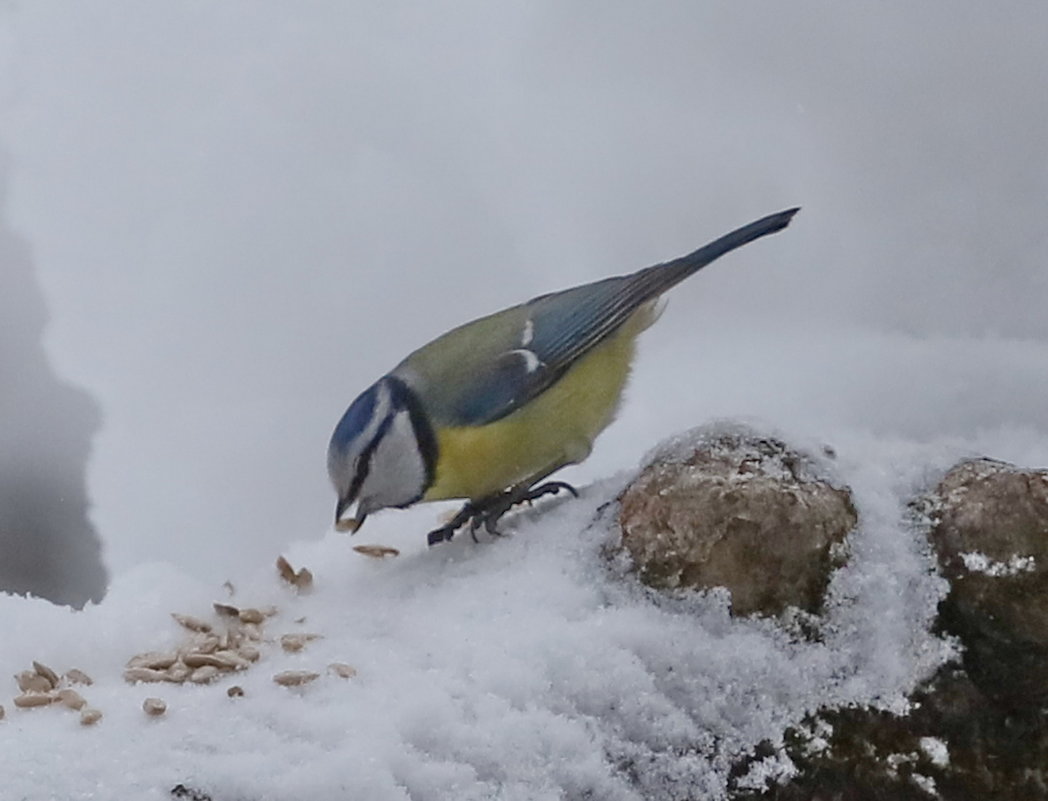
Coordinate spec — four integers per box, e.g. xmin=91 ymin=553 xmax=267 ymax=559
xmin=3 ymin=399 xmax=1045 ymax=799
xmin=2 ymin=3 xmax=1047 ymax=799
xmin=0 ymin=443 xmax=944 ymax=800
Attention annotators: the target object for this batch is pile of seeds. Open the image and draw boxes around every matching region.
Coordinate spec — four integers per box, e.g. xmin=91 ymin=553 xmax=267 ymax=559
xmin=4 ymin=555 xmax=358 ymax=731
xmin=123 ymin=604 xmax=273 ymax=686
xmin=9 ymin=661 xmax=101 ymax=725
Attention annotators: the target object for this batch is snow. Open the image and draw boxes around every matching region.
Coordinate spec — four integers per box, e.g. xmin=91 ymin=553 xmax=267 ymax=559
xmin=0 ymin=420 xmax=981 ymax=800
xmin=911 ymin=773 xmax=938 ymax=796
xmin=960 ymin=552 xmax=1036 ymax=577
xmin=731 ymin=749 xmax=798 ymax=793
xmin=919 ymin=736 xmax=950 ymax=768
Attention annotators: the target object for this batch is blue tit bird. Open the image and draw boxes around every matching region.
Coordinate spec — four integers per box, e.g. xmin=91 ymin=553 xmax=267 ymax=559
xmin=329 ymin=207 xmax=799 ymax=545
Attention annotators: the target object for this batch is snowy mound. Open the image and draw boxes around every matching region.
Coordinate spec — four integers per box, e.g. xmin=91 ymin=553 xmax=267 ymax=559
xmin=0 ymin=425 xmax=960 ymax=801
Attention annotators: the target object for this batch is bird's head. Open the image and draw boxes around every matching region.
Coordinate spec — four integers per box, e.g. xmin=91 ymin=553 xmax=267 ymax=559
xmin=327 ymin=376 xmax=436 ymax=532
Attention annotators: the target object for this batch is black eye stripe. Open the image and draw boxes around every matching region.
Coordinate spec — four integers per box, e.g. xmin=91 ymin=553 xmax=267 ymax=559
xmin=385 ymin=376 xmax=438 ymax=498
xmin=345 ymin=410 xmax=395 ymax=505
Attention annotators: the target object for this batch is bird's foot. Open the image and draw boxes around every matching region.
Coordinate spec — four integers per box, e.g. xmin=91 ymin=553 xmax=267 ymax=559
xmin=425 ymin=481 xmax=579 ymax=546
xmin=520 ymin=481 xmax=579 ymax=505
xmin=426 ymin=502 xmax=477 ymax=547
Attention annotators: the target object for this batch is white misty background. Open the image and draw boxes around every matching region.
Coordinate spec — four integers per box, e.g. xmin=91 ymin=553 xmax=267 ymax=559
xmin=2 ymin=3 xmax=1047 ymax=579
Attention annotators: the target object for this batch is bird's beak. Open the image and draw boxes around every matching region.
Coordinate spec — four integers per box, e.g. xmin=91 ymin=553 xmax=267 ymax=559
xmin=336 ymin=516 xmax=363 ymax=533
xmin=334 ymin=497 xmax=364 ymax=533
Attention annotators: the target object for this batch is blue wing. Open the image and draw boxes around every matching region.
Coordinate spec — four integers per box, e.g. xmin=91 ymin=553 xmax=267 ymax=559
xmin=398 ymin=208 xmax=798 ymax=426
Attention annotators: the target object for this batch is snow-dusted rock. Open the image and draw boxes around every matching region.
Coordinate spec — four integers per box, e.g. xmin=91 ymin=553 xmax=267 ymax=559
xmin=924 ymin=458 xmax=1048 ymax=707
xmin=0 ymin=159 xmax=106 ymax=608
xmin=732 ymin=457 xmax=1048 ymax=801
xmin=735 ymin=664 xmax=1048 ymax=801
xmin=616 ymin=425 xmax=856 ymax=616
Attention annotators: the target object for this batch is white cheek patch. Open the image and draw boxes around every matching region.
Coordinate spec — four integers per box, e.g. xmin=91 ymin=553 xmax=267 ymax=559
xmin=365 ymin=409 xmax=427 ymax=509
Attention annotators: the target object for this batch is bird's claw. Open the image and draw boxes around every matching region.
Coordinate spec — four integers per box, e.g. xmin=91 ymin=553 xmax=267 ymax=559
xmin=524 ymin=481 xmax=579 ymax=502
xmin=425 ymin=480 xmax=578 ymax=546
xmin=427 ymin=527 xmax=454 ymax=547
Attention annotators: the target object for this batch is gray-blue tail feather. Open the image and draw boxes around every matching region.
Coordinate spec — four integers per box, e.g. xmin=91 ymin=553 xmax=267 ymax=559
xmin=647 ymin=206 xmax=800 ymax=290
xmin=524 ymin=207 xmax=800 ymax=378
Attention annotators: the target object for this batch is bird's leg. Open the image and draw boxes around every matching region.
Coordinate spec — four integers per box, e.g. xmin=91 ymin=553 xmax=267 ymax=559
xmin=474 ymin=481 xmax=578 ymax=533
xmin=424 ymin=479 xmax=580 ymax=546
xmin=483 ymin=512 xmax=504 ymax=537
xmin=469 ymin=514 xmax=485 ymax=544
xmin=432 ymin=491 xmax=514 ymax=545
xmin=425 ymin=501 xmax=478 ymax=546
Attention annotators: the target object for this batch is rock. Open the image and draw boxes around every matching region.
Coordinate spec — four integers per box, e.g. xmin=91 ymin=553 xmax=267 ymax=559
xmin=616 ymin=425 xmax=856 ymax=616
xmin=731 ymin=665 xmax=1048 ymax=801
xmin=922 ymin=458 xmax=1048 ymax=707
xmin=730 ymin=456 xmax=1048 ymax=800
xmin=0 ymin=155 xmax=107 ymax=608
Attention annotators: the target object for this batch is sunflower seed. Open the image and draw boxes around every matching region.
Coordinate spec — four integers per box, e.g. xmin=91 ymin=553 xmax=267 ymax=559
xmin=143 ymin=697 xmax=167 ymax=716
xmin=189 ymin=666 xmax=220 ymax=684
xmin=272 ymin=670 xmax=319 ymax=687
xmin=276 ymin=556 xmax=313 ymax=591
xmin=63 ymin=668 xmax=93 ymax=686
xmin=16 ymin=671 xmax=53 ymax=694
xmin=127 ymin=651 xmax=180 ymax=670
xmin=172 ymin=613 xmax=212 ymax=633
xmin=237 ymin=607 xmax=265 ymax=625
xmin=183 ymin=651 xmax=246 ymax=671
xmin=56 ymin=689 xmax=87 ymax=710
xmin=352 ymin=544 xmax=400 ymax=559
xmin=213 ymin=650 xmax=250 ymax=670
xmin=239 ymin=622 xmax=262 ymax=641
xmin=280 ymin=633 xmax=321 ymax=653
xmin=328 ymin=662 xmax=357 ymax=679
xmin=14 ymin=692 xmax=56 ymax=708
xmin=192 ymin=634 xmax=221 ymax=655
xmin=165 ymin=663 xmax=191 ymax=683
xmin=276 ymin=556 xmax=297 ymax=584
xmin=32 ymin=661 xmax=60 ymax=688
xmin=294 ymin=568 xmax=314 ymax=591
xmin=123 ymin=667 xmax=170 ymax=684
xmin=181 ymin=653 xmax=218 ymax=669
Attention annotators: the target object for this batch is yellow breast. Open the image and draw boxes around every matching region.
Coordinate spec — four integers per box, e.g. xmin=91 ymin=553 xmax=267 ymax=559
xmin=423 ymin=304 xmax=655 ymax=502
